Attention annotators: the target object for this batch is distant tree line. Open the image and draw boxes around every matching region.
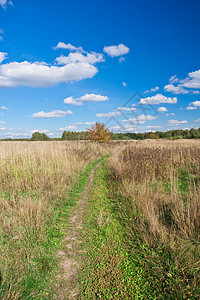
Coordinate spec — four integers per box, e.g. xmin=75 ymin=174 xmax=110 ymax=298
xmin=61 ymin=128 xmax=200 ymax=141
xmin=1 ymin=127 xmax=200 ymax=142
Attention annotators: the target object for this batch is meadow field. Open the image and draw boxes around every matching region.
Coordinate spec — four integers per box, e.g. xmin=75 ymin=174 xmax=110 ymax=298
xmin=0 ymin=140 xmax=200 ymax=299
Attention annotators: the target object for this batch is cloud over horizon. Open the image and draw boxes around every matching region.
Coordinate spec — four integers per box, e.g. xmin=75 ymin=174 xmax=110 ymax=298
xmin=31 ymin=110 xmax=73 ymax=118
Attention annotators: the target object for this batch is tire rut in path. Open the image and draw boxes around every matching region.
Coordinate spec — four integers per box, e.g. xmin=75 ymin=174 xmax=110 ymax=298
xmin=55 ymin=161 xmax=102 ymax=300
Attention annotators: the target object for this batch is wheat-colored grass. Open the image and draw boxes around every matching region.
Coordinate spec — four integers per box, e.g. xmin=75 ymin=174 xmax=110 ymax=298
xmin=0 ymin=141 xmax=110 ymax=299
xmin=109 ymin=139 xmax=200 ymax=297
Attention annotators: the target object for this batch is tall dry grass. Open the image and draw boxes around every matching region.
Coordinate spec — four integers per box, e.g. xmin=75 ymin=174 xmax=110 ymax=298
xmin=109 ymin=140 xmax=200 ymax=298
xmin=0 ymin=141 xmax=109 ymax=299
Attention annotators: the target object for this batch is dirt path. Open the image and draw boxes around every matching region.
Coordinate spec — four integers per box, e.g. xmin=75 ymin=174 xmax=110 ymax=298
xmin=55 ymin=161 xmax=102 ymax=300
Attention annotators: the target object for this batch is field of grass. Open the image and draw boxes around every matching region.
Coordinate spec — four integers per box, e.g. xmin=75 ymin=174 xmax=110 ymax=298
xmin=0 ymin=140 xmax=200 ymax=299
xmin=0 ymin=141 xmax=109 ymax=299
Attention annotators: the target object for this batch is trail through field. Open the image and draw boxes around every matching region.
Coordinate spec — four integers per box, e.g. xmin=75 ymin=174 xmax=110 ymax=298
xmin=55 ymin=161 xmax=103 ymax=300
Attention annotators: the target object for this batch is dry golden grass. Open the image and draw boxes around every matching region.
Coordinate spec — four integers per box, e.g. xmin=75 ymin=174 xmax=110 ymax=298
xmin=0 ymin=141 xmax=110 ymax=299
xmin=109 ymin=140 xmax=200 ymax=298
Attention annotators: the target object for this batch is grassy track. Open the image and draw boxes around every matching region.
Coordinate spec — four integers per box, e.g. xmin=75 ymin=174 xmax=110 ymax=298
xmin=79 ymin=161 xmax=137 ymax=299
xmin=0 ymin=156 xmax=104 ymax=300
xmin=79 ymin=157 xmax=200 ymax=299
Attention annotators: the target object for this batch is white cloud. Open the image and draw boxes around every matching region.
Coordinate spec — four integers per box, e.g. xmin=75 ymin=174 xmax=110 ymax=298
xmin=166 ymin=69 xmax=200 ymax=94
xmin=195 ymin=119 xmax=200 ymax=123
xmin=167 ymin=119 xmax=188 ymax=126
xmin=96 ymin=111 xmax=121 ymax=118
xmin=119 ymin=57 xmax=125 ymax=63
xmin=122 ymin=114 xmax=156 ymax=124
xmin=181 ymin=69 xmax=200 ymax=89
xmin=0 ymin=0 xmax=13 ymax=9
xmin=0 ymin=61 xmax=97 ymax=87
xmin=186 ymin=106 xmax=197 ymax=110
xmin=31 ymin=110 xmax=73 ymax=118
xmin=64 ymin=97 xmax=83 ymax=106
xmin=55 ymin=52 xmax=104 ymax=65
xmin=53 ymin=42 xmax=84 ymax=53
xmin=0 ymin=126 xmax=6 ymax=130
xmin=64 ymin=93 xmax=109 ymax=106
xmin=157 ymin=107 xmax=167 ymax=112
xmin=122 ymin=81 xmax=127 ymax=87
xmin=0 ymin=52 xmax=7 ymax=63
xmin=164 ymin=84 xmax=189 ymax=94
xmin=189 ymin=100 xmax=200 ymax=107
xmin=29 ymin=129 xmax=53 ymax=136
xmin=140 ymin=94 xmax=177 ymax=105
xmin=73 ymin=121 xmax=94 ymax=126
xmin=109 ymin=124 xmax=138 ymax=132
xmin=117 ymin=106 xmax=136 ymax=111
xmin=0 ymin=120 xmax=5 ymax=123
xmin=0 ymin=29 xmax=3 ymax=41
xmin=169 ymin=75 xmax=179 ymax=83
xmin=103 ymin=44 xmax=129 ymax=57
xmin=146 ymin=125 xmax=163 ymax=129
xmin=59 ymin=125 xmax=77 ymax=131
xmin=186 ymin=100 xmax=200 ymax=110
xmin=166 ymin=113 xmax=175 ymax=116
xmin=1 ymin=105 xmax=8 ymax=110
xmin=144 ymin=86 xmax=159 ymax=93
xmin=1 ymin=132 xmax=30 ymax=138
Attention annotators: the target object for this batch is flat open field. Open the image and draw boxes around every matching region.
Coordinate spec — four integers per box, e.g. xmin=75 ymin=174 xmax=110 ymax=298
xmin=0 ymin=140 xmax=200 ymax=299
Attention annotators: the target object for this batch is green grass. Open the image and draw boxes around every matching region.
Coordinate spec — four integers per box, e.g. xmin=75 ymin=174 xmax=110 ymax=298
xmin=0 ymin=156 xmax=104 ymax=300
xmin=79 ymin=162 xmax=141 ymax=299
xmin=79 ymin=161 xmax=199 ymax=300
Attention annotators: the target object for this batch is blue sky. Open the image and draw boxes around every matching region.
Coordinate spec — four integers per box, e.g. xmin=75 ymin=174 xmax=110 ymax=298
xmin=0 ymin=0 xmax=200 ymax=138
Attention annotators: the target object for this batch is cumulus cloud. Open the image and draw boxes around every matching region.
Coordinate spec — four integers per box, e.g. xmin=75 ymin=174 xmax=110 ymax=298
xmin=109 ymin=124 xmax=138 ymax=133
xmin=165 ymin=70 xmax=200 ymax=94
xmin=1 ymin=105 xmax=8 ymax=109
xmin=181 ymin=69 xmax=200 ymax=89
xmin=96 ymin=111 xmax=121 ymax=118
xmin=0 ymin=29 xmax=3 ymax=41
xmin=166 ymin=113 xmax=175 ymax=116
xmin=117 ymin=106 xmax=136 ymax=111
xmin=73 ymin=121 xmax=95 ymax=126
xmin=0 ymin=0 xmax=13 ymax=9
xmin=103 ymin=44 xmax=129 ymax=57
xmin=29 ymin=129 xmax=53 ymax=136
xmin=122 ymin=114 xmax=156 ymax=124
xmin=0 ymin=52 xmax=7 ymax=64
xmin=64 ymin=93 xmax=109 ymax=106
xmin=53 ymin=42 xmax=84 ymax=53
xmin=0 ymin=61 xmax=97 ymax=87
xmin=189 ymin=100 xmax=200 ymax=107
xmin=119 ymin=57 xmax=125 ymax=63
xmin=144 ymin=86 xmax=159 ymax=93
xmin=55 ymin=52 xmax=104 ymax=65
xmin=31 ymin=110 xmax=72 ymax=118
xmin=167 ymin=119 xmax=188 ymax=126
xmin=186 ymin=100 xmax=200 ymax=110
xmin=122 ymin=81 xmax=127 ymax=87
xmin=0 ymin=126 xmax=6 ymax=130
xmin=140 ymin=94 xmax=177 ymax=105
xmin=164 ymin=84 xmax=189 ymax=94
xmin=186 ymin=106 xmax=197 ymax=110
xmin=157 ymin=107 xmax=167 ymax=112
xmin=169 ymin=75 xmax=179 ymax=83
xmin=59 ymin=125 xmax=77 ymax=131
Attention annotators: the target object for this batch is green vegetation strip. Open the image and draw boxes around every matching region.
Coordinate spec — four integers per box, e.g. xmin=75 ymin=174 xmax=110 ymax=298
xmin=79 ymin=162 xmax=199 ymax=300
xmin=79 ymin=162 xmax=138 ymax=299
xmin=0 ymin=156 xmax=104 ymax=300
